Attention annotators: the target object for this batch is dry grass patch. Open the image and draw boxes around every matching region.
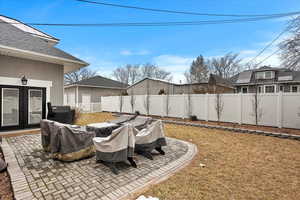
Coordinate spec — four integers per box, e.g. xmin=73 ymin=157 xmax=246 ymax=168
xmin=77 ymin=113 xmax=300 ymax=200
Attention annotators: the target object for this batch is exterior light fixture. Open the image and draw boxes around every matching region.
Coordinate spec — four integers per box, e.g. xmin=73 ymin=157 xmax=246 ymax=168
xmin=21 ymin=76 xmax=28 ymax=85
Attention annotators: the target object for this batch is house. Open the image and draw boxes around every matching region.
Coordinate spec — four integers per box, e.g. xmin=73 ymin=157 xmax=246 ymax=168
xmin=126 ymin=74 xmax=234 ymax=95
xmin=0 ymin=15 xmax=88 ymax=130
xmin=64 ymin=76 xmax=128 ymax=110
xmin=231 ymin=66 xmax=300 ymax=93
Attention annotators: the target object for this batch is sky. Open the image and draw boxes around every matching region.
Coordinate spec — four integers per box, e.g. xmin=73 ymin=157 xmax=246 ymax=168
xmin=0 ymin=0 xmax=299 ymax=83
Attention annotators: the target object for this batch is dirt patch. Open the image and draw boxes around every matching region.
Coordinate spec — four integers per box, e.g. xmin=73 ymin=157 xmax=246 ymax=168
xmin=0 ymin=145 xmax=13 ymax=200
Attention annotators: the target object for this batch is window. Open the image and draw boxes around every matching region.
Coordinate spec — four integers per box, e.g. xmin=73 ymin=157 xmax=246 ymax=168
xmin=241 ymin=87 xmax=248 ymax=93
xmin=291 ymin=86 xmax=298 ymax=93
xmin=265 ymin=71 xmax=274 ymax=79
xmin=257 ymin=86 xmax=263 ymax=93
xmin=265 ymin=85 xmax=275 ymax=93
xmin=255 ymin=71 xmax=275 ymax=79
xmin=255 ymin=72 xmax=265 ymax=79
xmin=279 ymin=85 xmax=284 ymax=92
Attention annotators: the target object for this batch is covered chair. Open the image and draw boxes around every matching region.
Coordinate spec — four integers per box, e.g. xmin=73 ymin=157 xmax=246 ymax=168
xmin=93 ymin=124 xmax=137 ymax=174
xmin=125 ymin=116 xmax=152 ymax=130
xmin=108 ymin=114 xmax=136 ymax=124
xmin=47 ymin=102 xmax=75 ymax=124
xmin=40 ymin=119 xmax=55 ymax=152
xmin=50 ymin=122 xmax=95 ymax=162
xmin=134 ymin=120 xmax=167 ymax=160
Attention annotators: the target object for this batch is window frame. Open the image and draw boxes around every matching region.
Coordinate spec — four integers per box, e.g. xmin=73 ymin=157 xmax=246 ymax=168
xmin=241 ymin=86 xmax=248 ymax=93
xmin=264 ymin=85 xmax=276 ymax=93
xmin=291 ymin=85 xmax=299 ymax=93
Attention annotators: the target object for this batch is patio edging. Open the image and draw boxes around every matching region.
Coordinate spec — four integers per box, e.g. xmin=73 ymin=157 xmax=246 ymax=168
xmin=1 ymin=138 xmax=35 ymax=200
xmin=163 ymin=120 xmax=300 ymax=141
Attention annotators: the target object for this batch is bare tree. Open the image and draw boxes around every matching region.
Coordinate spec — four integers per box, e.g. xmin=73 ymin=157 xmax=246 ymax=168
xmin=215 ymin=92 xmax=224 ymax=123
xmin=208 ymin=53 xmax=242 ymax=79
xmin=64 ymin=68 xmax=97 ymax=85
xmin=140 ymin=63 xmax=172 ymax=81
xmin=112 ymin=67 xmax=129 ymax=85
xmin=143 ymin=79 xmax=150 ymax=115
xmin=280 ymin=16 xmax=300 ymax=70
xmin=185 ymin=55 xmax=209 ymax=83
xmin=251 ymin=85 xmax=263 ymax=126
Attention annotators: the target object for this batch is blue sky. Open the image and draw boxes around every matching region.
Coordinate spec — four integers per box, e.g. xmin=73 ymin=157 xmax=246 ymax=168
xmin=1 ymin=0 xmax=299 ymax=82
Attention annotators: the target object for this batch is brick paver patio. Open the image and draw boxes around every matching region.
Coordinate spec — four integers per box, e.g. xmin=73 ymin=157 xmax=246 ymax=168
xmin=2 ymin=134 xmax=197 ymax=200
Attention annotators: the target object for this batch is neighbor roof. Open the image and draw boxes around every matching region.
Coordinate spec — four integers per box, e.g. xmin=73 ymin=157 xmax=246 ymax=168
xmin=66 ymin=76 xmax=129 ymax=89
xmin=0 ymin=15 xmax=88 ymax=71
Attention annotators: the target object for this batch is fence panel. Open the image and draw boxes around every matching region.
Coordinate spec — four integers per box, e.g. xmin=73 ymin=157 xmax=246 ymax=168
xmin=282 ymin=94 xmax=300 ymax=129
xmin=149 ymin=95 xmax=164 ymax=116
xmin=100 ymin=93 xmax=300 ymax=129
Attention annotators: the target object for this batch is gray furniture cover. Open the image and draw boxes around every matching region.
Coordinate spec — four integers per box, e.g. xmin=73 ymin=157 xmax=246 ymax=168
xmin=93 ymin=124 xmax=135 ymax=162
xmin=40 ymin=119 xmax=55 ymax=152
xmin=0 ymin=158 xmax=7 ymax=172
xmin=108 ymin=114 xmax=136 ymax=124
xmin=41 ymin=120 xmax=95 ymax=161
xmin=125 ymin=116 xmax=152 ymax=130
xmin=135 ymin=120 xmax=167 ymax=152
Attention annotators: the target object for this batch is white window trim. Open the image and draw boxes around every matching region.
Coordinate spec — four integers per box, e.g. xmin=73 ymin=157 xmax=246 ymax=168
xmin=264 ymin=84 xmax=276 ymax=93
xmin=28 ymin=89 xmax=43 ymax=125
xmin=241 ymin=86 xmax=248 ymax=93
xmin=255 ymin=71 xmax=275 ymax=80
xmin=1 ymin=88 xmax=19 ymax=127
xmin=257 ymin=85 xmax=264 ymax=93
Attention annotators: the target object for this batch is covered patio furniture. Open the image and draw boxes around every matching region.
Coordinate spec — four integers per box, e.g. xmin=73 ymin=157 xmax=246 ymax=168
xmin=48 ymin=121 xmax=95 ymax=162
xmin=107 ymin=114 xmax=137 ymax=124
xmin=125 ymin=116 xmax=152 ymax=130
xmin=40 ymin=119 xmax=55 ymax=152
xmin=135 ymin=120 xmax=167 ymax=160
xmin=47 ymin=102 xmax=75 ymax=124
xmin=86 ymin=122 xmax=120 ymax=137
xmin=93 ymin=124 xmax=137 ymax=174
xmin=0 ymin=158 xmax=7 ymax=172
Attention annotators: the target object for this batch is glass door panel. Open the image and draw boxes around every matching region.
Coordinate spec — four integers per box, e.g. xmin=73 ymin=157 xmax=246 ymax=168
xmin=28 ymin=89 xmax=42 ymax=125
xmin=2 ymin=88 xmax=19 ymax=126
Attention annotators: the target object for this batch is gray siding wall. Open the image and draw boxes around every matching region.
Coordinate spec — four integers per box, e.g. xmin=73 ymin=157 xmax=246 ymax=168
xmin=0 ymin=55 xmax=64 ymax=105
xmin=127 ymin=79 xmax=174 ymax=95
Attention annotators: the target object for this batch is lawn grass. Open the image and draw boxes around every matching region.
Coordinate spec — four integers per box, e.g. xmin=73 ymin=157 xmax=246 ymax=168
xmin=77 ymin=112 xmax=300 ymax=200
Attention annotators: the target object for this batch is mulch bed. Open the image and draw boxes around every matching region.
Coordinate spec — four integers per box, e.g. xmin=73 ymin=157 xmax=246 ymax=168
xmin=0 ymin=145 xmax=13 ymax=200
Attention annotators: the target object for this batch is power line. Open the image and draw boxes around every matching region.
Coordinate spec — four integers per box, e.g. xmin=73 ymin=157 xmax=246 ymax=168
xmin=246 ymin=26 xmax=290 ymax=66
xmin=255 ymin=49 xmax=281 ymax=66
xmin=2 ymin=14 xmax=299 ymax=27
xmin=76 ymin=0 xmax=300 ymax=18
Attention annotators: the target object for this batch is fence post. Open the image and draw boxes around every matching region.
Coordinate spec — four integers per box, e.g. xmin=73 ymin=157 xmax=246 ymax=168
xmin=205 ymin=93 xmax=209 ymax=121
xmin=277 ymin=92 xmax=283 ymax=128
xmin=238 ymin=93 xmax=242 ymax=124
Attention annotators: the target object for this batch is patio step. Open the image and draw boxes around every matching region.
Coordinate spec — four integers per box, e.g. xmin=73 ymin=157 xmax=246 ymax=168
xmin=0 ymin=128 xmax=40 ymax=137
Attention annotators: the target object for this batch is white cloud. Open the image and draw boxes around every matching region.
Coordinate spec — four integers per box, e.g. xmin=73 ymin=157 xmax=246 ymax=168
xmin=152 ymin=54 xmax=194 ymax=83
xmin=120 ymin=49 xmax=150 ymax=56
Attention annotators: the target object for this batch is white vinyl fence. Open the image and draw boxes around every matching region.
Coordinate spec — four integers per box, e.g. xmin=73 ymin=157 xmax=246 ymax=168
xmin=68 ymin=103 xmax=102 ymax=113
xmin=101 ymin=93 xmax=300 ymax=129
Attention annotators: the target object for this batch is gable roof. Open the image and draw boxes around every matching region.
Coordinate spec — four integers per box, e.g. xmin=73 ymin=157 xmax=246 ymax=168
xmin=65 ymin=76 xmax=128 ymax=89
xmin=0 ymin=15 xmax=88 ymax=72
xmin=231 ymin=66 xmax=300 ymax=85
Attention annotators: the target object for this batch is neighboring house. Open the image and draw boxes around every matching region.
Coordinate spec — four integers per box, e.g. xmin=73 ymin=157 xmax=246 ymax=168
xmin=0 ymin=15 xmax=88 ymax=130
xmin=64 ymin=76 xmax=128 ymax=109
xmin=231 ymin=66 xmax=300 ymax=93
xmin=127 ymin=74 xmax=234 ymax=95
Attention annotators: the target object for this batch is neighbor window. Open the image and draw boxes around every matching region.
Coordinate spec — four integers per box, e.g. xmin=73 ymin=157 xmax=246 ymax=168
xmin=257 ymin=86 xmax=263 ymax=93
xmin=279 ymin=85 xmax=284 ymax=92
xmin=255 ymin=71 xmax=275 ymax=79
xmin=265 ymin=85 xmax=275 ymax=93
xmin=291 ymin=86 xmax=298 ymax=93
xmin=255 ymin=72 xmax=265 ymax=79
xmin=241 ymin=87 xmax=248 ymax=93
